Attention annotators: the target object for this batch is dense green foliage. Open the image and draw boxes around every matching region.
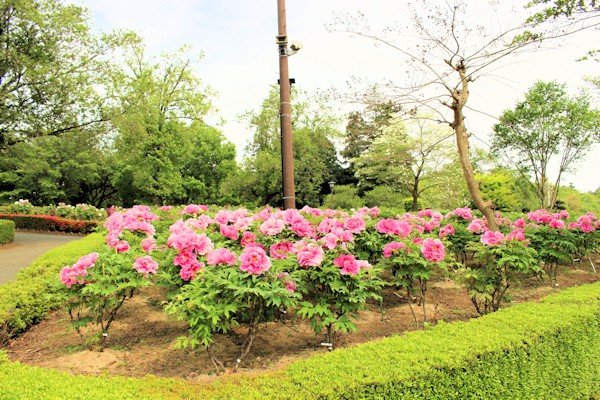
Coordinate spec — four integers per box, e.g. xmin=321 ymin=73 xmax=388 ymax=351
xmin=230 ymin=87 xmax=341 ymax=207
xmin=0 ymin=219 xmax=15 ymax=244
xmin=0 ymin=233 xmax=104 ymax=344
xmin=1 ymin=281 xmax=598 ymax=399
xmin=0 ymin=0 xmax=134 ymax=148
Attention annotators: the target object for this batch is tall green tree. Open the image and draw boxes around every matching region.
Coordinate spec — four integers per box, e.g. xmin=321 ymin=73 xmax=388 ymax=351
xmin=341 ymin=100 xmax=402 ymax=185
xmin=491 ymin=81 xmax=600 ymax=210
xmin=109 ymin=44 xmax=218 ymax=206
xmin=234 ymin=87 xmax=341 ymax=207
xmin=179 ymin=122 xmax=238 ymax=205
xmin=0 ymin=0 xmax=134 ymax=148
xmin=354 ymin=117 xmax=456 ymax=211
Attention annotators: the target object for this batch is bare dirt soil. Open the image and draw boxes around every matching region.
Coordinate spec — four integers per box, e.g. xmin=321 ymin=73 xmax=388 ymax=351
xmin=4 ymin=262 xmax=599 ymax=382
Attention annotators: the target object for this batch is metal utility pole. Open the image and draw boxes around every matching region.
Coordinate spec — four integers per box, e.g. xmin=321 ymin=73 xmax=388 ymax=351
xmin=276 ymin=0 xmax=296 ymax=210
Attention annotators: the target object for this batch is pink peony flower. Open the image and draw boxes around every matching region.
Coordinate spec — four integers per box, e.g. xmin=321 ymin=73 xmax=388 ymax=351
xmin=513 ymin=218 xmax=526 ymax=228
xmin=60 ymin=266 xmax=85 ymax=288
xmin=376 ymin=219 xmax=411 ymax=238
xmin=105 ymin=212 xmax=125 ymax=236
xmin=333 ymin=254 xmax=361 ymax=275
xmin=418 ymin=209 xmax=433 ymax=218
xmin=239 ymin=246 xmax=271 ymax=275
xmin=467 ymin=218 xmax=486 ymax=233
xmin=114 ymin=240 xmax=130 ymax=253
xmin=290 ymin=219 xmax=313 ymax=237
xmin=233 ymin=216 xmax=253 ymax=231
xmin=74 ymin=252 xmax=99 ymax=269
xmin=568 ymin=222 xmax=579 ymax=230
xmin=181 ymin=204 xmax=207 ymax=215
xmin=557 ymin=210 xmax=570 ymax=220
xmin=188 ymin=233 xmax=214 ymax=255
xmin=296 ymin=243 xmax=324 ymax=267
xmin=174 ymin=249 xmax=197 ymax=268
xmin=452 ymin=207 xmax=473 ymax=221
xmin=368 ymin=207 xmax=380 ymax=217
xmin=270 ymin=241 xmax=294 ymax=260
xmin=423 ymin=222 xmax=434 ymax=232
xmin=214 ymin=209 xmax=235 ymax=224
xmin=506 ymin=228 xmax=526 ymax=242
xmin=259 ymin=218 xmax=285 ymax=236
xmin=357 ymin=259 xmax=371 ymax=271
xmin=382 ymin=241 xmax=409 ymax=258
xmin=188 ymin=215 xmax=212 ymax=230
xmin=133 ymin=256 xmax=158 ymax=277
xmin=421 ymin=238 xmax=445 ymax=262
xmin=480 ymin=231 xmax=505 ymax=246
xmin=317 ymin=218 xmax=338 ymax=234
xmin=439 ymin=224 xmax=456 ymax=238
xmin=549 ymin=219 xmax=565 ymax=229
xmin=219 ymin=224 xmax=239 ymax=240
xmin=207 ymin=248 xmax=237 ymax=266
xmin=577 ymin=214 xmax=596 ymax=233
xmin=160 ymin=205 xmax=173 ymax=211
xmin=141 ymin=238 xmax=157 ymax=252
xmin=241 ymin=231 xmax=257 ymax=247
xmin=180 ymin=260 xmax=204 ymax=281
xmin=344 ymin=217 xmax=366 ymax=234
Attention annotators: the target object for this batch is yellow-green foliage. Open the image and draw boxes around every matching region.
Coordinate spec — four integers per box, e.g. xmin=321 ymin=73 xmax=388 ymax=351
xmin=0 ymin=282 xmax=598 ymax=399
xmin=0 ymin=219 xmax=15 ymax=245
xmin=0 ymin=233 xmax=104 ymax=344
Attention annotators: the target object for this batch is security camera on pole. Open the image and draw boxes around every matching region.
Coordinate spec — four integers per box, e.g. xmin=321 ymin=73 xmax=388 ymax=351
xmin=276 ymin=0 xmax=300 ymax=210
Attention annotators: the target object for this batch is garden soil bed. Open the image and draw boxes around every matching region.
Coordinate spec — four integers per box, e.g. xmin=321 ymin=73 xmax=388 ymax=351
xmin=4 ymin=262 xmax=600 ymax=382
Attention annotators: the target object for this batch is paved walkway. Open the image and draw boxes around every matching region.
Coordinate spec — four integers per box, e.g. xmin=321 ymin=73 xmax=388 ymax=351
xmin=0 ymin=232 xmax=80 ymax=285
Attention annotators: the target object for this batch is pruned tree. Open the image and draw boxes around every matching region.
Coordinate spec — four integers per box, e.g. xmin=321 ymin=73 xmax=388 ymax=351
xmin=333 ymin=0 xmax=598 ymax=230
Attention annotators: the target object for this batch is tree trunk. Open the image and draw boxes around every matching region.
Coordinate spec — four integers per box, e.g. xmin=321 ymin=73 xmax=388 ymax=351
xmin=452 ymin=61 xmax=499 ymax=231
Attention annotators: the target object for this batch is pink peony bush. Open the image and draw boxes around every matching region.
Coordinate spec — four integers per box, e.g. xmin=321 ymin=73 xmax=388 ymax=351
xmin=58 ymin=203 xmax=599 ymax=366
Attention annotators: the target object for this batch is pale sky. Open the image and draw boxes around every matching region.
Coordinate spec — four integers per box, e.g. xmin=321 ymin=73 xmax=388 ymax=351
xmin=70 ymin=0 xmax=599 ymax=192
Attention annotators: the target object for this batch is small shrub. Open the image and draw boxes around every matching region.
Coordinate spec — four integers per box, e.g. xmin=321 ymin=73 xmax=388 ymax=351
xmin=0 ymin=220 xmax=15 ymax=244
xmin=0 ymin=233 xmax=105 ymax=345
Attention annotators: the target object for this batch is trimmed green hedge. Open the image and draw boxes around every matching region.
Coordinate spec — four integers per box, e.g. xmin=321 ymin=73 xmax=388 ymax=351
xmin=0 ymin=281 xmax=598 ymax=399
xmin=0 ymin=233 xmax=105 ymax=344
xmin=0 ymin=214 xmax=99 ymax=234
xmin=0 ymin=219 xmax=15 ymax=245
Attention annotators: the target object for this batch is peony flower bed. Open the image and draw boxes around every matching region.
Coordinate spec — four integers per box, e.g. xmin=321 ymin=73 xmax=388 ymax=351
xmin=56 ymin=204 xmax=599 ymax=371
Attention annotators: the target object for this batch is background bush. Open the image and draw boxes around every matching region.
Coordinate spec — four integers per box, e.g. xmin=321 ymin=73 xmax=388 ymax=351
xmin=0 ymin=233 xmax=104 ymax=345
xmin=0 ymin=214 xmax=98 ymax=234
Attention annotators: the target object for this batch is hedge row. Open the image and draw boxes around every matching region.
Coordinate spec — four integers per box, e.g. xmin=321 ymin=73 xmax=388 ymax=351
xmin=0 ymin=233 xmax=105 ymax=345
xmin=0 ymin=220 xmax=15 ymax=245
xmin=0 ymin=281 xmax=598 ymax=399
xmin=0 ymin=214 xmax=99 ymax=234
